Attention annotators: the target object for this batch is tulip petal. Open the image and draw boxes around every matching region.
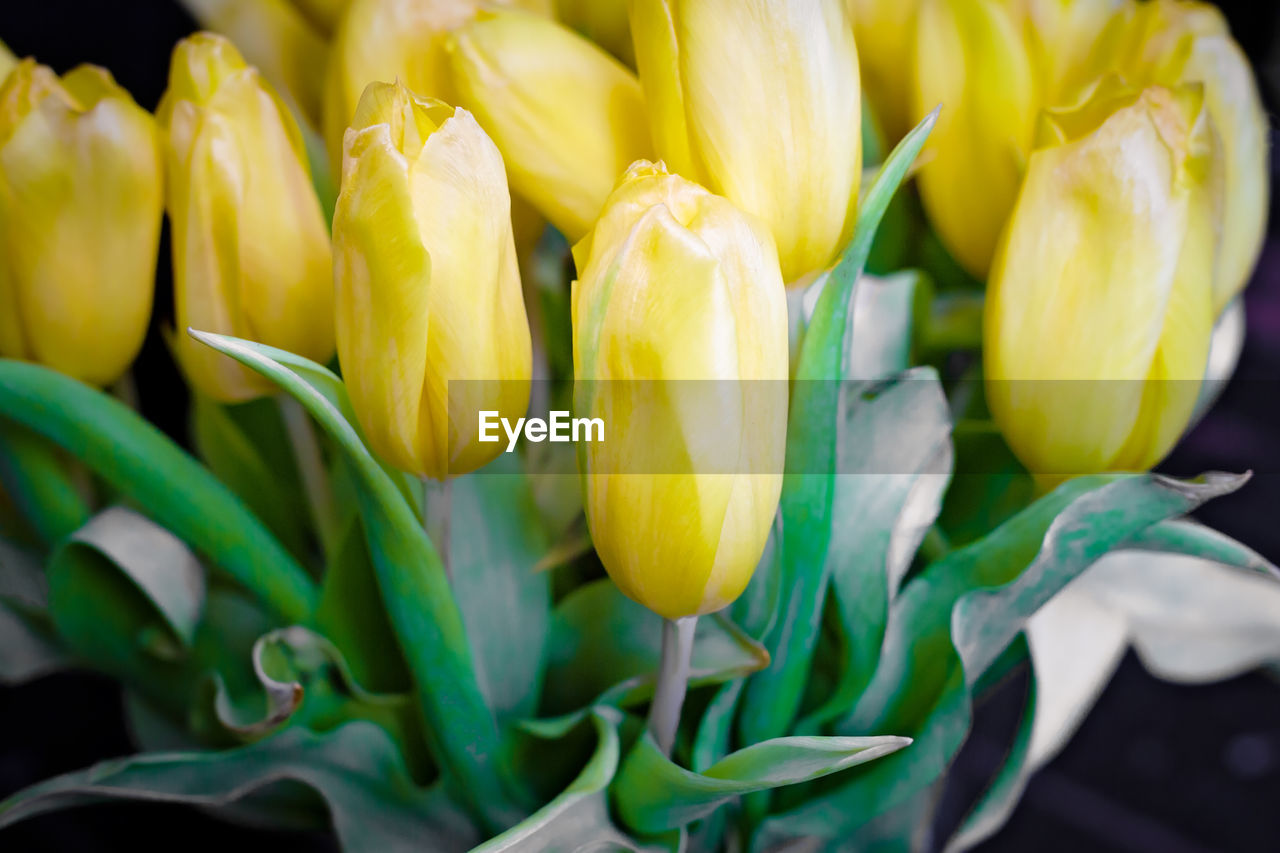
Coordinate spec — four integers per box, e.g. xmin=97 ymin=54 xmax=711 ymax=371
xmin=0 ymin=74 xmax=162 ymax=386
xmin=915 ymin=0 xmax=1036 ymax=278
xmin=333 ymin=126 xmax=433 ymax=474
xmin=674 ymin=0 xmax=862 ymax=282
xmin=985 ymin=89 xmax=1195 ymax=476
xmin=446 ymin=9 xmax=651 ymax=241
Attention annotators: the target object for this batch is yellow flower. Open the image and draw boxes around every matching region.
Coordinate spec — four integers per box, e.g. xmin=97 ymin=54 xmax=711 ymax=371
xmin=179 ymin=0 xmax=330 ymax=124
xmin=333 ymin=80 xmax=531 ymax=479
xmin=632 ymin=0 xmax=862 ymax=284
xmin=0 ymin=40 xmax=15 ymax=80
xmin=1088 ymin=0 xmax=1268 ymax=312
xmin=985 ymin=82 xmax=1219 ymax=481
xmin=914 ymin=0 xmax=1037 ymax=279
xmin=323 ymin=0 xmax=550 ymax=179
xmin=572 ymin=161 xmax=789 ymax=619
xmin=159 ymin=33 xmax=333 ymax=403
xmin=290 ymin=0 xmax=352 ymax=33
xmin=847 ymin=0 xmax=920 ymax=142
xmin=0 ymin=60 xmax=162 ymax=387
xmin=555 ymin=0 xmax=633 ymax=66
xmin=446 ymin=7 xmax=650 ymax=242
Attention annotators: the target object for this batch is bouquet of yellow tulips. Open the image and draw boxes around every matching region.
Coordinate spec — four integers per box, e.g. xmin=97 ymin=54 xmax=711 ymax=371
xmin=0 ymin=0 xmax=1274 ymax=850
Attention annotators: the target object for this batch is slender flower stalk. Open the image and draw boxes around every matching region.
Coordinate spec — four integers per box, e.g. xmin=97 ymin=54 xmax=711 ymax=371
xmin=649 ymin=616 xmax=697 ymax=756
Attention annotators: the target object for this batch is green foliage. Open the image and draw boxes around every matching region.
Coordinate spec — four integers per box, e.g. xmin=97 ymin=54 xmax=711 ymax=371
xmin=0 ymin=107 xmax=1271 ymax=853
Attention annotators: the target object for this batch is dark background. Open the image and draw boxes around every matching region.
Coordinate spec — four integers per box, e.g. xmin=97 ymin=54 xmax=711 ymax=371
xmin=0 ymin=2 xmax=1278 ymax=850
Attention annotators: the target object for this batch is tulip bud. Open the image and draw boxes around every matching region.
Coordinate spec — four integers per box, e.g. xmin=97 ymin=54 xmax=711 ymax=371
xmin=333 ymin=81 xmax=531 ymax=479
xmin=914 ymin=0 xmax=1037 ymax=279
xmin=1089 ymin=0 xmax=1267 ymax=313
xmin=180 ymin=0 xmax=329 ymax=124
xmin=159 ymin=33 xmax=333 ymax=403
xmin=0 ymin=60 xmax=162 ymax=387
xmin=1010 ymin=0 xmax=1123 ymax=105
xmin=572 ymin=161 xmax=788 ymax=619
xmin=446 ymin=8 xmax=650 ymax=242
xmin=323 ymin=0 xmax=550 ymax=178
xmin=985 ymin=82 xmax=1219 ymax=480
xmin=291 ymin=0 xmax=351 ymax=33
xmin=0 ymin=40 xmax=15 ymax=81
xmin=556 ymin=0 xmax=633 ymax=66
xmin=631 ymin=0 xmax=861 ymax=284
xmin=847 ymin=0 xmax=920 ymax=142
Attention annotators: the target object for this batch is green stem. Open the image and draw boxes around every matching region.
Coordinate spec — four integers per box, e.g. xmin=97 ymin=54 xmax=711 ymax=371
xmin=649 ymin=615 xmax=697 ymax=757
xmin=421 ymin=476 xmax=452 ymax=580
xmin=278 ymin=394 xmax=340 ymax=560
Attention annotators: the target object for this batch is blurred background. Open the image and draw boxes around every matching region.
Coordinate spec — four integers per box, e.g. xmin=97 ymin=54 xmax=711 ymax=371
xmin=0 ymin=2 xmax=1276 ymax=850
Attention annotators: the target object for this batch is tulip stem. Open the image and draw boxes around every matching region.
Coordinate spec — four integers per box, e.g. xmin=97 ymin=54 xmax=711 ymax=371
xmin=423 ymin=476 xmax=452 ymax=578
xmin=278 ymin=395 xmax=339 ymax=561
xmin=650 ymin=615 xmax=697 ymax=757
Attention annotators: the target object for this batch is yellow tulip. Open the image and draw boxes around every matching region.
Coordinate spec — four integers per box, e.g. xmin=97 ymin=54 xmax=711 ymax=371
xmin=323 ymin=0 xmax=550 ymax=179
xmin=0 ymin=40 xmax=15 ymax=81
xmin=556 ymin=0 xmax=633 ymax=66
xmin=985 ymin=82 xmax=1219 ymax=481
xmin=847 ymin=0 xmax=920 ymax=142
xmin=0 ymin=60 xmax=162 ymax=387
xmin=572 ymin=161 xmax=788 ymax=619
xmin=290 ymin=0 xmax=352 ymax=33
xmin=446 ymin=8 xmax=650 ymax=242
xmin=159 ymin=33 xmax=333 ymax=403
xmin=1010 ymin=0 xmax=1123 ymax=105
xmin=180 ymin=0 xmax=329 ymax=124
xmin=1088 ymin=0 xmax=1267 ymax=313
xmin=631 ymin=0 xmax=862 ymax=284
xmin=333 ymin=80 xmax=531 ymax=479
xmin=914 ymin=0 xmax=1037 ymax=279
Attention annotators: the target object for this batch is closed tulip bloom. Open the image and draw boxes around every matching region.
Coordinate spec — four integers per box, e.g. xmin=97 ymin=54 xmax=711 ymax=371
xmin=0 ymin=61 xmax=162 ymax=386
xmin=914 ymin=0 xmax=1036 ymax=279
xmin=0 ymin=41 xmax=15 ymax=80
xmin=631 ymin=0 xmax=861 ymax=284
xmin=291 ymin=0 xmax=352 ymax=33
xmin=159 ymin=33 xmax=333 ymax=403
xmin=323 ymin=0 xmax=549 ymax=176
xmin=573 ymin=162 xmax=788 ymax=619
xmin=446 ymin=8 xmax=650 ymax=242
xmin=556 ymin=0 xmax=634 ymax=66
xmin=847 ymin=0 xmax=920 ymax=142
xmin=1012 ymin=0 xmax=1123 ymax=105
xmin=333 ymin=81 xmax=531 ymax=479
xmin=1089 ymin=0 xmax=1267 ymax=313
xmin=985 ymin=82 xmax=1219 ymax=480
xmin=180 ymin=0 xmax=329 ymax=123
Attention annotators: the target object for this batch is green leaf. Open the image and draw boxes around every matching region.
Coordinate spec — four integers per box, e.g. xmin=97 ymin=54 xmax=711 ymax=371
xmin=314 ymin=513 xmax=412 ymax=694
xmin=46 ymin=507 xmax=206 ymax=705
xmin=0 ymin=721 xmax=481 ymax=853
xmin=188 ymin=331 xmax=520 ymax=830
xmin=0 ymin=599 xmax=67 ymax=685
xmin=740 ymin=108 xmax=939 ymax=748
xmin=0 ymin=360 xmax=316 ymax=622
xmin=203 ymin=625 xmax=430 ymax=773
xmin=949 ymin=520 xmax=1280 ymax=852
xmin=614 ymin=731 xmax=910 ymax=834
xmin=544 ymin=579 xmax=769 ymax=714
xmin=0 ymin=422 xmax=89 ymax=546
xmin=191 ymin=395 xmax=313 ymax=566
xmin=475 ymin=707 xmax=655 ymax=852
xmin=802 ymin=369 xmax=952 ymax=730
xmin=451 ymin=455 xmax=551 ymax=724
xmin=752 ymin=472 xmax=1248 ymax=848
